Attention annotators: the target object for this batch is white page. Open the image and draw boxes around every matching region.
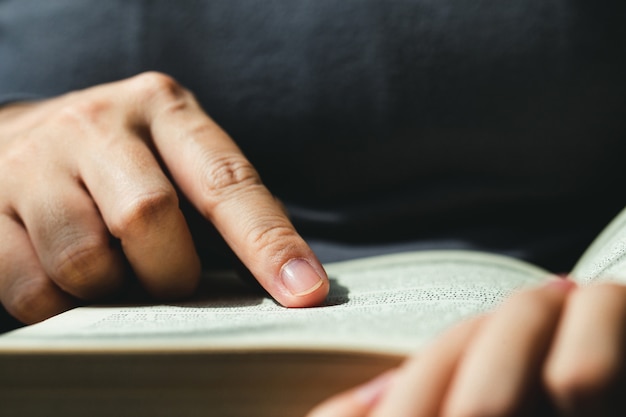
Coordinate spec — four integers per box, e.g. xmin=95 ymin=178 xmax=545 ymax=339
xmin=0 ymin=251 xmax=549 ymax=354
xmin=573 ymin=207 xmax=626 ymax=284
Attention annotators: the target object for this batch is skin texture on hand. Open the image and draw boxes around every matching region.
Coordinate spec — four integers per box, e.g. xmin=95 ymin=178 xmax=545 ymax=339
xmin=0 ymin=72 xmax=329 ymax=324
xmin=308 ymin=280 xmax=626 ymax=417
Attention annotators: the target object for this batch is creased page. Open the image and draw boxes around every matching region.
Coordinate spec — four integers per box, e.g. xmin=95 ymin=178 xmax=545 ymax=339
xmin=573 ymin=207 xmax=626 ymax=284
xmin=0 ymin=251 xmax=548 ymax=354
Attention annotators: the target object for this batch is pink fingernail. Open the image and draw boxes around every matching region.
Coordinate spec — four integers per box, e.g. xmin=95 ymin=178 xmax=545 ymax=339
xmin=545 ymin=277 xmax=576 ymax=292
xmin=354 ymin=370 xmax=397 ymax=406
xmin=280 ymin=258 xmax=325 ymax=296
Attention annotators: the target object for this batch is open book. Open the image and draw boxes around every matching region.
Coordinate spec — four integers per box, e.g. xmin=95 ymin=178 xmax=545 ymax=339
xmin=2 ymin=208 xmax=626 ymax=417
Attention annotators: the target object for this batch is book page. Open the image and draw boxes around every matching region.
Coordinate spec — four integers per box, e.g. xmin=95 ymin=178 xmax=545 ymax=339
xmin=0 ymin=251 xmax=549 ymax=355
xmin=572 ymin=207 xmax=626 ymax=284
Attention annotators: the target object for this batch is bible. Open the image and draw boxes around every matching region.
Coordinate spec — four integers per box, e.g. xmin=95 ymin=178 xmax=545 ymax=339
xmin=2 ymin=208 xmax=626 ymax=417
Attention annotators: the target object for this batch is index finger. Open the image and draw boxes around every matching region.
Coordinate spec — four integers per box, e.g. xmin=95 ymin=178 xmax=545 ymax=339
xmin=132 ymin=73 xmax=329 ymax=307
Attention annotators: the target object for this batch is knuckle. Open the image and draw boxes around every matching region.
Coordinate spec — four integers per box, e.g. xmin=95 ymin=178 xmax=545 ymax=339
xmin=53 ymin=98 xmax=112 ymax=130
xmin=248 ymin=219 xmax=301 ymax=258
xmin=545 ymin=355 xmax=619 ymax=405
xmin=0 ymin=98 xmax=114 ymax=185
xmin=110 ymin=189 xmax=179 ymax=239
xmin=5 ymin=278 xmax=52 ymax=324
xmin=52 ymin=238 xmax=114 ymax=297
xmin=200 ymin=153 xmax=262 ymax=203
xmin=131 ymin=71 xmax=187 ymax=102
xmin=0 ymin=133 xmax=39 ymax=175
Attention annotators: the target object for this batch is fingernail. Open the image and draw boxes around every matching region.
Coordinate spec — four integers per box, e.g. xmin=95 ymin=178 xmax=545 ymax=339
xmin=280 ymin=258 xmax=325 ymax=296
xmin=354 ymin=370 xmax=396 ymax=406
xmin=545 ymin=277 xmax=576 ymax=292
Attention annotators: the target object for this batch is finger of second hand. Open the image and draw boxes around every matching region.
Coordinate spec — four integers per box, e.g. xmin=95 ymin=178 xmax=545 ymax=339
xmin=370 ymin=316 xmax=484 ymax=417
xmin=306 ymin=317 xmax=483 ymax=417
xmin=442 ymin=280 xmax=575 ymax=417
xmin=544 ymin=283 xmax=626 ymax=416
xmin=306 ymin=370 xmax=397 ymax=417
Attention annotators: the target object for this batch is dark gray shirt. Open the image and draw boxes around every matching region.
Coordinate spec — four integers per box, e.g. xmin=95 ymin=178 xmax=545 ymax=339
xmin=1 ymin=0 xmax=626 ymax=269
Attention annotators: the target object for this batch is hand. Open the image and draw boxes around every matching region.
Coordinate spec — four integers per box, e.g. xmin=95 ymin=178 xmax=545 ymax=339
xmin=308 ymin=280 xmax=626 ymax=417
xmin=0 ymin=72 xmax=329 ymax=324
